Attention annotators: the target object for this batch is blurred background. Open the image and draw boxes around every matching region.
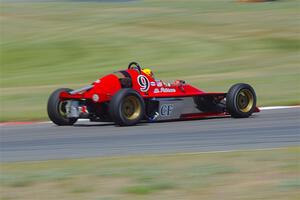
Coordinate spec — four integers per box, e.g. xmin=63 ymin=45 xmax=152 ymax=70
xmin=1 ymin=1 xmax=300 ymax=200
xmin=0 ymin=0 xmax=299 ymax=121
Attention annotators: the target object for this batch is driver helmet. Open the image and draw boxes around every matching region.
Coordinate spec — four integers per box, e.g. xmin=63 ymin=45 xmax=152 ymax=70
xmin=142 ymin=68 xmax=154 ymax=77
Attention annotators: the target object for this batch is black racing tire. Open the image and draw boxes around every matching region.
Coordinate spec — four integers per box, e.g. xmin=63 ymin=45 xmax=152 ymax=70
xmin=109 ymin=89 xmax=145 ymax=126
xmin=226 ymin=83 xmax=257 ymax=118
xmin=47 ymin=88 xmax=78 ymax=126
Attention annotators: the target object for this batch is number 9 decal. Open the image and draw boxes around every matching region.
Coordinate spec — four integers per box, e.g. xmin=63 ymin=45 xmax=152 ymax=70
xmin=137 ymin=75 xmax=150 ymax=92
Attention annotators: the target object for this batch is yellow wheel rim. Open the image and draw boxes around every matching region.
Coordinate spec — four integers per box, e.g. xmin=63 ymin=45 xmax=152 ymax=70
xmin=58 ymin=101 xmax=68 ymax=117
xmin=121 ymin=96 xmax=141 ymax=120
xmin=237 ymin=89 xmax=254 ymax=113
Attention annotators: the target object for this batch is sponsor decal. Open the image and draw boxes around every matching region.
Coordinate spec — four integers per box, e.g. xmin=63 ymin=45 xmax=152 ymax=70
xmin=160 ymin=104 xmax=174 ymax=116
xmin=150 ymin=82 xmax=156 ymax=86
xmin=156 ymin=81 xmax=163 ymax=87
xmin=154 ymin=88 xmax=160 ymax=94
xmin=137 ymin=75 xmax=150 ymax=92
xmin=161 ymin=87 xmax=176 ymax=93
xmin=92 ymin=94 xmax=100 ymax=102
xmin=153 ymin=87 xmax=176 ymax=93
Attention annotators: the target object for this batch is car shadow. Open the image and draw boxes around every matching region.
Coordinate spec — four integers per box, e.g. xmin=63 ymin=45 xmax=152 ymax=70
xmin=72 ymin=115 xmax=248 ymax=127
xmin=74 ymin=122 xmax=115 ymax=127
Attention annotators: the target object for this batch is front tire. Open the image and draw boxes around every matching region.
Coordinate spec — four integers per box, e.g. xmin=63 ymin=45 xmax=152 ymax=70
xmin=226 ymin=83 xmax=257 ymax=118
xmin=109 ymin=89 xmax=145 ymax=126
xmin=47 ymin=88 xmax=77 ymax=126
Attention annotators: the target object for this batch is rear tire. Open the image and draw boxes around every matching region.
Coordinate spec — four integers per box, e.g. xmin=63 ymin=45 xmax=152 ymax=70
xmin=47 ymin=88 xmax=78 ymax=126
xmin=109 ymin=89 xmax=145 ymax=126
xmin=226 ymin=83 xmax=257 ymax=118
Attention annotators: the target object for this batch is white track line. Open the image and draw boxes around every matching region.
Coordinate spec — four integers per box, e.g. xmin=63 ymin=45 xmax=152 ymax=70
xmin=259 ymin=106 xmax=300 ymax=110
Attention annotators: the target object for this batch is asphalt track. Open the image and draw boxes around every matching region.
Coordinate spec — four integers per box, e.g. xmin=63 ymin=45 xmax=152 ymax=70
xmin=1 ymin=108 xmax=299 ymax=162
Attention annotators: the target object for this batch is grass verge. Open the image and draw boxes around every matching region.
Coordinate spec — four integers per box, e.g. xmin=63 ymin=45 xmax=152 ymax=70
xmin=0 ymin=147 xmax=299 ymax=200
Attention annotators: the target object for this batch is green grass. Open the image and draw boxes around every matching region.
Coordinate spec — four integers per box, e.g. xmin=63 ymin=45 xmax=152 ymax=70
xmin=0 ymin=147 xmax=299 ymax=200
xmin=0 ymin=0 xmax=300 ymax=121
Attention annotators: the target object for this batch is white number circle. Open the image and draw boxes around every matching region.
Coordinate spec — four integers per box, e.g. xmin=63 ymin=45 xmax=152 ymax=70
xmin=137 ymin=75 xmax=150 ymax=92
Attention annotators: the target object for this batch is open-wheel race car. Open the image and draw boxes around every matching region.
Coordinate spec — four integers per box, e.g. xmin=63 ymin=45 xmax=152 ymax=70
xmin=47 ymin=62 xmax=259 ymax=126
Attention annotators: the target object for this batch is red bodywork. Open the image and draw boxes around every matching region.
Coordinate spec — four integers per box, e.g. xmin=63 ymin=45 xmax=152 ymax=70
xmin=59 ymin=69 xmax=259 ymax=120
xmin=61 ymin=69 xmax=223 ymax=101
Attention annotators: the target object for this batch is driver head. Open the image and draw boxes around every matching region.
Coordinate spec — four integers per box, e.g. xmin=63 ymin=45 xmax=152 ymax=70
xmin=142 ymin=68 xmax=154 ymax=77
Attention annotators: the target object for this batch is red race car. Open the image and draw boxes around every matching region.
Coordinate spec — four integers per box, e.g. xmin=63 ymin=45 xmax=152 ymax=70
xmin=47 ymin=62 xmax=259 ymax=126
